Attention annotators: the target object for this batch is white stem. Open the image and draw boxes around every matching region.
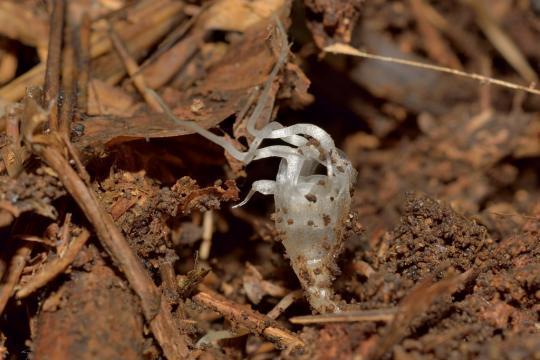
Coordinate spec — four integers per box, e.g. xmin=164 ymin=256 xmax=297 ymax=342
xmin=246 ymin=18 xmax=290 ymax=137
xmin=232 ymin=180 xmax=276 ymax=208
xmin=148 ymin=89 xmax=248 ymax=161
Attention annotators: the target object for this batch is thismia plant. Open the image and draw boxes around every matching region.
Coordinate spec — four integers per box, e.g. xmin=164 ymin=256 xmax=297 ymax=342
xmin=149 ymin=19 xmax=356 ymax=313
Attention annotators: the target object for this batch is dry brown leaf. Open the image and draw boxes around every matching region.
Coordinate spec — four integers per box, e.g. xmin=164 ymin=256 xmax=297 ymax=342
xmin=76 ymin=10 xmax=293 ymax=151
xmin=87 ymin=79 xmax=137 ymax=116
xmin=202 ymin=0 xmax=286 ymax=32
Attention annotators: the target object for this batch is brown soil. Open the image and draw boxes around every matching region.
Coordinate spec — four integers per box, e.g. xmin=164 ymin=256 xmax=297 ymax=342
xmin=0 ymin=0 xmax=538 ymax=359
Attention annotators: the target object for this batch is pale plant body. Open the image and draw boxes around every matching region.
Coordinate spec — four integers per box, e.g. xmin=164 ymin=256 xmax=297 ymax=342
xmin=150 ymin=19 xmax=356 ymax=313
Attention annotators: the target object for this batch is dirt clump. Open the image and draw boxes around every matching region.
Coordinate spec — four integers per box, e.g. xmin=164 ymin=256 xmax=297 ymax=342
xmin=33 ymin=259 xmax=145 ymax=359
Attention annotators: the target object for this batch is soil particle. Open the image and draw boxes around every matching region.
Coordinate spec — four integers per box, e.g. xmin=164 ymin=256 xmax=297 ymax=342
xmin=299 ymin=323 xmax=375 ymax=360
xmin=341 ymin=194 xmax=540 ymax=359
xmin=304 ymin=0 xmax=364 ymax=48
xmin=387 ymin=192 xmax=488 ymax=281
xmin=97 ymin=172 xmax=238 ymax=262
xmin=0 ymin=169 xmax=66 ymax=220
xmin=2 ymin=2 xmax=540 ymax=358
xmin=354 ymin=193 xmax=487 ymax=306
xmin=322 ymin=214 xmax=331 ymax=226
xmin=33 ymin=263 xmax=144 ymax=359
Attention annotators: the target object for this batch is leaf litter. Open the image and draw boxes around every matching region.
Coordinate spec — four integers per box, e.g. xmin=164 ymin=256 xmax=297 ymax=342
xmin=0 ymin=0 xmax=538 ymax=359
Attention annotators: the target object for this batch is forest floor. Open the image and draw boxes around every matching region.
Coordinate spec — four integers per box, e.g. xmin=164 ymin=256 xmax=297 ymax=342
xmin=0 ymin=0 xmax=538 ymax=359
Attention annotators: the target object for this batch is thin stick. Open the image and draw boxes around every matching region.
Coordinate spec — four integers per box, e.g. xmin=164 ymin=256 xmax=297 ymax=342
xmin=16 ymin=229 xmax=90 ymax=299
xmin=0 ymin=243 xmax=32 ymax=315
xmin=193 ymin=291 xmax=304 ymax=350
xmin=109 ymin=25 xmax=162 ymax=112
xmin=324 ymin=43 xmax=540 ymax=96
xmin=199 ymin=210 xmax=213 ymax=260
xmin=465 ymin=0 xmax=538 ymax=83
xmin=289 ymin=308 xmax=397 ymax=324
xmin=77 ymin=13 xmax=91 ymax=114
xmin=3 ymin=105 xmax=24 ymax=176
xmin=267 ymin=290 xmax=302 ymax=320
xmin=59 ymin=12 xmax=77 ymax=136
xmin=57 ymin=213 xmax=72 ymax=255
xmin=30 ymin=142 xmax=189 ymax=359
xmin=159 ymin=261 xmax=177 ymax=292
xmin=62 ymin=134 xmax=91 ymax=184
xmin=43 ymin=0 xmax=65 ymax=130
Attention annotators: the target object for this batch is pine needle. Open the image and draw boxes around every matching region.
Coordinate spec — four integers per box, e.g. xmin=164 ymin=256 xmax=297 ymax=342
xmin=324 ymin=43 xmax=540 ymax=96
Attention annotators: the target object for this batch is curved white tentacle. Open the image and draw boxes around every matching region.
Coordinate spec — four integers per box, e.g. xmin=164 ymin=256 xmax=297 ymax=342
xmin=266 ymin=124 xmax=336 ymax=154
xmin=148 ymin=89 xmax=248 ymax=162
xmin=246 ymin=17 xmax=290 ymax=138
xmin=232 ymin=180 xmax=276 ymax=208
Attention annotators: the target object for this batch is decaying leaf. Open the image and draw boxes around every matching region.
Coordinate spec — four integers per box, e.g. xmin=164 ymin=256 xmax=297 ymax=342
xmin=202 ymin=0 xmax=287 ymax=32
xmin=76 ymin=5 xmax=300 ymax=156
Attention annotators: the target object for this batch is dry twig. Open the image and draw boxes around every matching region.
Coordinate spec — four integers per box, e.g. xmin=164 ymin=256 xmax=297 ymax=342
xmin=0 ymin=243 xmax=32 ymax=315
xmin=193 ymin=291 xmax=304 ymax=350
xmin=76 ymin=13 xmax=91 ymax=115
xmin=198 ymin=210 xmax=214 ymax=260
xmin=109 ymin=25 xmax=162 ymax=111
xmin=289 ymin=308 xmax=397 ymax=325
xmin=267 ymin=290 xmax=303 ymax=320
xmin=16 ymin=229 xmax=90 ymax=299
xmin=29 ymin=141 xmax=189 ymax=359
xmin=43 ymin=0 xmax=65 ymax=130
xmin=325 ymin=43 xmax=540 ymax=96
xmin=59 ymin=10 xmax=77 ymax=135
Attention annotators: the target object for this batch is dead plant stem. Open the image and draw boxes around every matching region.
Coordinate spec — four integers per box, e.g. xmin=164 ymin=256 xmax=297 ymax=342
xmin=31 ymin=141 xmax=189 ymax=359
xmin=43 ymin=0 xmax=65 ymax=130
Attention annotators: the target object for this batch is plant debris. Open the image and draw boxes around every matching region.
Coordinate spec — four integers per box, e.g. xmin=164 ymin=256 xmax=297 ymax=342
xmin=0 ymin=0 xmax=538 ymax=359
